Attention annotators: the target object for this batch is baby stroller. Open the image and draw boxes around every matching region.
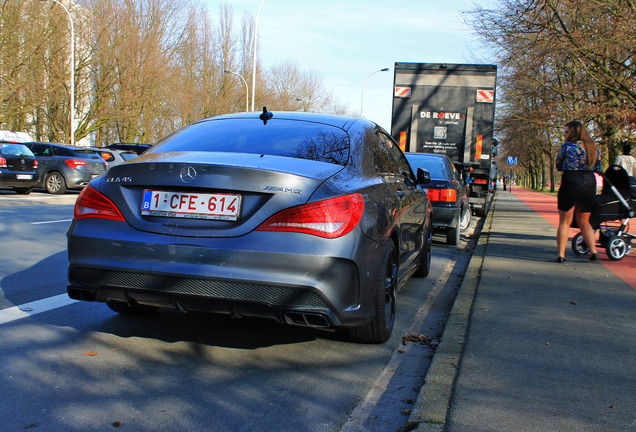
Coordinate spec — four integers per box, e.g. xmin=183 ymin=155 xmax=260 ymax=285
xmin=571 ymin=165 xmax=636 ymax=260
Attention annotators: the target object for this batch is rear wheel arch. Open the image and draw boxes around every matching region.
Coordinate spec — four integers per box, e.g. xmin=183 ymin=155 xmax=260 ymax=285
xmin=346 ymin=239 xmax=398 ymax=344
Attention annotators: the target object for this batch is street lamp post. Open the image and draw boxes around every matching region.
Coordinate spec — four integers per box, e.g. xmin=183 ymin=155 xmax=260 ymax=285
xmin=360 ymin=68 xmax=389 ymax=118
xmin=224 ymin=70 xmax=249 ymax=112
xmin=251 ymin=0 xmax=267 ymax=112
xmin=41 ymin=0 xmax=75 ymax=146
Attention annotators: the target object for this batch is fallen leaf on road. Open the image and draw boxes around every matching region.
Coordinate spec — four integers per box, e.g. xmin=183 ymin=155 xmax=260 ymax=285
xmin=402 ymin=332 xmax=439 ymax=348
xmin=83 ymin=352 xmax=98 ymax=356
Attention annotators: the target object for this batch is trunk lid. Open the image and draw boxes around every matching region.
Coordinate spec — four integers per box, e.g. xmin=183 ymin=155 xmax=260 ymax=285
xmin=95 ymin=151 xmax=344 ymax=237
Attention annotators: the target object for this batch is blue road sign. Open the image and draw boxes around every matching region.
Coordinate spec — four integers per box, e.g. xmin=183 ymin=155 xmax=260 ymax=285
xmin=507 ymin=157 xmax=517 ymax=165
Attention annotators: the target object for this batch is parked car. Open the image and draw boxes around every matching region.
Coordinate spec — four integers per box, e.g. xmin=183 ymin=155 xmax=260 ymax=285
xmin=405 ymin=153 xmax=471 ymax=246
xmin=24 ymin=142 xmax=107 ymax=194
xmin=0 ymin=142 xmax=39 ymax=194
xmin=105 ymin=143 xmax=151 ymax=155
xmin=89 ymin=147 xmax=138 ymax=168
xmin=67 ymin=110 xmax=433 ymax=344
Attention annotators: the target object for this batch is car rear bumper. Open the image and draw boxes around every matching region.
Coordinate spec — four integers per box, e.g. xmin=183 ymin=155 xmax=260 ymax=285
xmin=67 ymin=220 xmax=384 ymax=328
xmin=431 ymin=204 xmax=460 ymax=229
xmin=65 ymin=170 xmax=104 ymax=189
xmin=0 ymin=171 xmax=39 ymax=188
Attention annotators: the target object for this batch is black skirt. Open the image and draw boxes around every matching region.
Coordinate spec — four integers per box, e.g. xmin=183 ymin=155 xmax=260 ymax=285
xmin=557 ymin=170 xmax=597 ymax=212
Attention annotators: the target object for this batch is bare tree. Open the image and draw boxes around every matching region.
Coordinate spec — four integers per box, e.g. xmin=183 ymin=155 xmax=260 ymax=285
xmin=467 ymin=0 xmax=636 ymax=181
xmin=1 ymin=0 xmax=348 ymax=146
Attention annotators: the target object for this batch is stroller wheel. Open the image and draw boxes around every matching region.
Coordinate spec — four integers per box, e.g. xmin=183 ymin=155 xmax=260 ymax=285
xmin=607 ymin=235 xmax=628 ymax=261
xmin=571 ymin=232 xmax=589 ymax=256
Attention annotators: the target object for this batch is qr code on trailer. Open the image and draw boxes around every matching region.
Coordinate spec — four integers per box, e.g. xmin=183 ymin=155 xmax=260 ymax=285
xmin=434 ymin=126 xmax=447 ymax=140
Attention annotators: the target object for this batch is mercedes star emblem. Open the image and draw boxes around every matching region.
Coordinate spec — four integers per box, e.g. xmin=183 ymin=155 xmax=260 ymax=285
xmin=180 ymin=166 xmax=197 ymax=183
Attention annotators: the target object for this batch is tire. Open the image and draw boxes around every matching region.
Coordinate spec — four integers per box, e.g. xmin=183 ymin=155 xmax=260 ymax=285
xmin=606 ymin=235 xmax=628 ymax=261
xmin=346 ymin=242 xmax=397 ymax=344
xmin=446 ymin=214 xmax=460 ymax=246
xmin=475 ymin=197 xmax=489 ymax=217
xmin=413 ymin=224 xmax=432 ymax=278
xmin=571 ymin=232 xmax=589 ymax=256
xmin=459 ymin=206 xmax=471 ymax=232
xmin=44 ymin=171 xmax=67 ymax=194
xmin=13 ymin=187 xmax=33 ymax=194
xmin=107 ymin=300 xmax=159 ymax=316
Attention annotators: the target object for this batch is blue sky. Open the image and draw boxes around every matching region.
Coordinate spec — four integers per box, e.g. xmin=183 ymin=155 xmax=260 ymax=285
xmin=203 ymin=0 xmax=495 ymax=130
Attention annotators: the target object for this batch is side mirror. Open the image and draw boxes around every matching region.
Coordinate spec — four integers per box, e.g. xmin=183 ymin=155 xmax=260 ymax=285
xmin=417 ymin=168 xmax=431 ymax=185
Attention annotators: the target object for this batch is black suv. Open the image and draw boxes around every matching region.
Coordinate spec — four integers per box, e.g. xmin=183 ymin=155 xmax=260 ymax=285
xmin=25 ymin=142 xmax=107 ymax=194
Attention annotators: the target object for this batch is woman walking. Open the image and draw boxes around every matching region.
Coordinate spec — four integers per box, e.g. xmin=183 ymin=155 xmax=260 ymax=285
xmin=555 ymin=121 xmax=602 ymax=262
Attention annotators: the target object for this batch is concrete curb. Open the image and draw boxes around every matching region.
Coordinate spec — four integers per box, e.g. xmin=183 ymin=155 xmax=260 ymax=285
xmin=405 ymin=198 xmax=496 ymax=432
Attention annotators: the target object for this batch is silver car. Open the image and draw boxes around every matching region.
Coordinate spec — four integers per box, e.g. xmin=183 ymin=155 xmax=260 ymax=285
xmin=67 ymin=110 xmax=433 ymax=343
xmin=90 ymin=147 xmax=138 ymax=169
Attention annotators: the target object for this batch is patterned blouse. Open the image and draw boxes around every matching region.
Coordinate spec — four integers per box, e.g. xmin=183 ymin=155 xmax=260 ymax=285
xmin=556 ymin=141 xmax=602 ymax=173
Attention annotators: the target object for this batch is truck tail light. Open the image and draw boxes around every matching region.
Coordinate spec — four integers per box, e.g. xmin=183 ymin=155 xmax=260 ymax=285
xmin=428 ymin=188 xmax=457 ymax=202
xmin=256 ymin=193 xmax=364 ymax=238
xmin=474 ymin=178 xmax=488 ymax=184
xmin=74 ymin=185 xmax=125 ymax=221
xmin=65 ymin=159 xmax=87 ymax=170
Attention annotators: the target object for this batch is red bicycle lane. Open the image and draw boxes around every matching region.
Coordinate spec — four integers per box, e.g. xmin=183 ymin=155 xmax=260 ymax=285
xmin=508 ymin=187 xmax=636 ymax=289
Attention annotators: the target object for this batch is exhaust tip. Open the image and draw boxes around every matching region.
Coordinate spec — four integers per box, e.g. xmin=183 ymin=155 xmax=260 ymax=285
xmin=284 ymin=312 xmax=331 ymax=328
xmin=67 ymin=287 xmax=96 ymax=302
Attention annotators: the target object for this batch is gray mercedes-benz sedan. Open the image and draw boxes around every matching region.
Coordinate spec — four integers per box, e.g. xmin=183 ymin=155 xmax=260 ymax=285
xmin=67 ymin=110 xmax=432 ymax=343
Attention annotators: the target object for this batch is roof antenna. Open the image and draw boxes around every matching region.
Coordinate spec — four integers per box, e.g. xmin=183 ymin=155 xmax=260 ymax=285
xmin=259 ymin=106 xmax=273 ymax=125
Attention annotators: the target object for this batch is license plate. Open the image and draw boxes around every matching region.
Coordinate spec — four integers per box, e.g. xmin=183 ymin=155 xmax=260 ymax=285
xmin=141 ymin=190 xmax=242 ymax=221
xmin=16 ymin=174 xmax=32 ymax=180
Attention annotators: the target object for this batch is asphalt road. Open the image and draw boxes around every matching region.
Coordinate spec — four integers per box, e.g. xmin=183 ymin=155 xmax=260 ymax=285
xmin=0 ymin=190 xmax=479 ymax=431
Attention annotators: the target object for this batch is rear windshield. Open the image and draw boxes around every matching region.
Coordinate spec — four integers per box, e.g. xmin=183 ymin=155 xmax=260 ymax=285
xmin=120 ymin=151 xmax=138 ymax=161
xmin=0 ymin=143 xmax=34 ymax=157
xmin=405 ymin=155 xmax=448 ymax=179
xmin=151 ymin=118 xmax=350 ymax=166
xmin=71 ymin=149 xmax=101 ymax=159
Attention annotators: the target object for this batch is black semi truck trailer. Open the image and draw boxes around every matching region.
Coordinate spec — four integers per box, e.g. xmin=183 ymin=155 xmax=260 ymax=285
xmin=391 ymin=63 xmax=498 ymax=216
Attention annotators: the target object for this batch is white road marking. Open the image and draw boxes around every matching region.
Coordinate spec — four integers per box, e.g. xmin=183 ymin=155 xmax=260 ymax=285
xmin=31 ymin=219 xmax=73 ymax=225
xmin=0 ymin=294 xmax=78 ymax=325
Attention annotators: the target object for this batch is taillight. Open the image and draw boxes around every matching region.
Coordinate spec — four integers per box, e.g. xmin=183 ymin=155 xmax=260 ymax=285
xmin=428 ymin=188 xmax=456 ymax=202
xmin=255 ymin=193 xmax=364 ymax=238
xmin=33 ymin=159 xmax=38 ymax=168
xmin=474 ymin=178 xmax=488 ymax=184
xmin=0 ymin=157 xmax=6 ymax=168
xmin=65 ymin=159 xmax=87 ymax=170
xmin=74 ymin=185 xmax=125 ymax=221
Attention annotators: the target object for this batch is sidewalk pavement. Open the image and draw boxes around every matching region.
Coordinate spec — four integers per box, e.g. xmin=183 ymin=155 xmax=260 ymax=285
xmin=407 ymin=189 xmax=636 ymax=432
